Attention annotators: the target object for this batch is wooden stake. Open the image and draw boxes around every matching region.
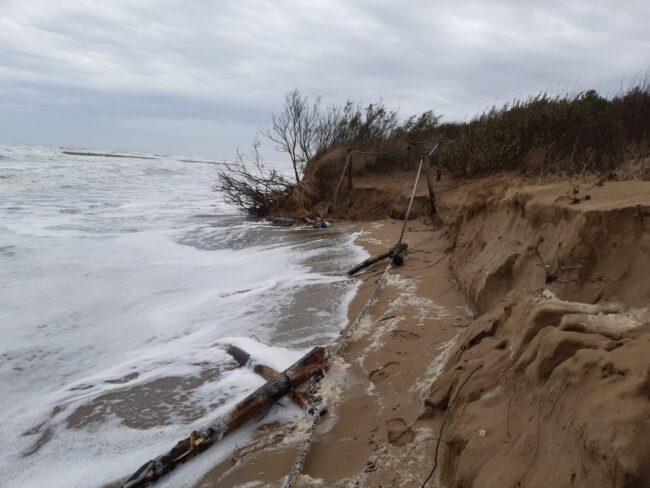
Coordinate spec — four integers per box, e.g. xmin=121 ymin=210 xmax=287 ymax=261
xmin=346 ymin=155 xmax=353 ymax=195
xmin=424 ymin=151 xmax=440 ymax=216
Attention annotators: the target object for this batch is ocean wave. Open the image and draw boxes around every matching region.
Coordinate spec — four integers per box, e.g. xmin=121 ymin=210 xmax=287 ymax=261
xmin=0 ymin=143 xmax=366 ymax=488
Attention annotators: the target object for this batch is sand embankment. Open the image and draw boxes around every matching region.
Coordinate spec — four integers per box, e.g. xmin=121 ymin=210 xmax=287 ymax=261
xmin=428 ymin=180 xmax=650 ymax=488
xmin=197 ymin=173 xmax=649 ymax=487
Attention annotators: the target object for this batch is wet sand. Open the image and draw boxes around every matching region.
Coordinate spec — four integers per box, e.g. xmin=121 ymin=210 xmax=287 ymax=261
xmin=190 ymin=163 xmax=650 ymax=488
xmin=197 ymin=218 xmax=471 ymax=487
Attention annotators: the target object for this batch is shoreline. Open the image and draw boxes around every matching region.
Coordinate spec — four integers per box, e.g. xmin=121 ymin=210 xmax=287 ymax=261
xmin=196 ymin=178 xmax=650 ymax=488
xmin=198 ymin=217 xmax=471 ymax=487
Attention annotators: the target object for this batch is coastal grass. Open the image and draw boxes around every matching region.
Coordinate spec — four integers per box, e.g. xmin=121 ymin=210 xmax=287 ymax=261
xmin=220 ymin=79 xmax=650 ymax=216
xmin=434 ymin=81 xmax=650 ymax=178
xmin=307 ymin=80 xmax=650 ymax=181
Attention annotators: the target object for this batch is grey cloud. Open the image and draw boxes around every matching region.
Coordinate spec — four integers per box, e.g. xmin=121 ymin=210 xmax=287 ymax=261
xmin=0 ymin=0 xmax=648 ymax=156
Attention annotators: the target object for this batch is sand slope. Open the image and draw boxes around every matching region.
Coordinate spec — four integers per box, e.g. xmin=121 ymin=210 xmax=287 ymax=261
xmin=430 ymin=180 xmax=650 ymax=488
xmin=195 ymin=172 xmax=649 ymax=488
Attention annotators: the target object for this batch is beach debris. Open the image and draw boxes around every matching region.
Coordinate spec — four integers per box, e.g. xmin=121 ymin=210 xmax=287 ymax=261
xmin=225 ymin=344 xmax=310 ymax=408
xmin=268 ymin=217 xmax=298 ymax=226
xmin=229 ymin=431 xmax=286 ymax=466
xmin=347 ymin=242 xmax=408 ymax=276
xmin=267 ymin=216 xmax=328 ymax=229
xmin=307 ymin=218 xmax=327 ymax=229
xmin=120 ymin=347 xmax=329 ymax=488
xmin=553 ymin=183 xmax=592 ymax=205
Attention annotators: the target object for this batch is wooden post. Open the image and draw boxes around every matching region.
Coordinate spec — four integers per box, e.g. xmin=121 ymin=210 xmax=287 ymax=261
xmin=346 ymin=150 xmax=353 ymax=196
xmin=424 ymin=150 xmax=440 ymax=216
xmin=405 ymin=144 xmax=412 ymax=171
xmin=121 ymin=347 xmax=329 ymax=488
xmin=333 ymin=149 xmax=352 ymax=210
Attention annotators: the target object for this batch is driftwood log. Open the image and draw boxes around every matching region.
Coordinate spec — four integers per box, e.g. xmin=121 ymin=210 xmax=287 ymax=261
xmin=226 ymin=345 xmax=309 ymax=408
xmin=268 ymin=217 xmax=297 ymax=227
xmin=267 ymin=217 xmax=327 ymax=229
xmin=303 ymin=216 xmax=328 ymax=229
xmin=347 ymin=243 xmax=408 ymax=276
xmin=121 ymin=346 xmax=329 ymax=488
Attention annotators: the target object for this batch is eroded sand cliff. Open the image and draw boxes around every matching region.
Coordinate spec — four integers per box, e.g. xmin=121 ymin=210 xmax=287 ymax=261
xmin=197 ymin=173 xmax=649 ymax=488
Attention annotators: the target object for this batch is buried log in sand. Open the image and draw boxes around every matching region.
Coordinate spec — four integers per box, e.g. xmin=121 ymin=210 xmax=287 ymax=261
xmin=347 ymin=242 xmax=408 ymax=276
xmin=225 ymin=345 xmax=310 ymax=408
xmin=121 ymin=346 xmax=329 ymax=488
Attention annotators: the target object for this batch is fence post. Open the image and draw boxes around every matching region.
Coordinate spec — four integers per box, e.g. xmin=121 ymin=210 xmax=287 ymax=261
xmin=346 ymin=149 xmax=353 ymax=196
xmin=405 ymin=144 xmax=412 ymax=171
xmin=424 ymin=145 xmax=441 ymax=217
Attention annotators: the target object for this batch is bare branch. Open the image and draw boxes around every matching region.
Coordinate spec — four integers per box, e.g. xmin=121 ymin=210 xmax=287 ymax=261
xmin=216 ymin=140 xmax=291 ymax=217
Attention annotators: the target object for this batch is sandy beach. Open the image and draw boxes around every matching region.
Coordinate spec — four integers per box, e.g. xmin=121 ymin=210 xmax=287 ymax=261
xmin=4 ymin=144 xmax=647 ymax=488
xmin=4 ymin=3 xmax=650 ymax=486
xmin=194 ymin=175 xmax=650 ymax=488
xmin=195 ymin=215 xmax=470 ymax=487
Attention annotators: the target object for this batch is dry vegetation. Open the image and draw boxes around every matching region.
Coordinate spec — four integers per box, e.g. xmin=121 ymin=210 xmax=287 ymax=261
xmin=437 ymin=83 xmax=650 ymax=178
xmin=217 ymin=89 xmax=437 ymax=216
xmin=215 ymin=138 xmax=292 ymax=217
xmin=218 ymin=81 xmax=650 ymax=217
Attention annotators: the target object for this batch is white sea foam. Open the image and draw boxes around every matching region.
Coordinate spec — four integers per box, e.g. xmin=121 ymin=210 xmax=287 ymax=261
xmin=0 ymin=144 xmax=366 ymax=487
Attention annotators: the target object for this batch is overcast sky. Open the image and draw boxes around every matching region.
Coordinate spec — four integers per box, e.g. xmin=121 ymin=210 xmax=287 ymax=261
xmin=1 ymin=0 xmax=649 ymax=158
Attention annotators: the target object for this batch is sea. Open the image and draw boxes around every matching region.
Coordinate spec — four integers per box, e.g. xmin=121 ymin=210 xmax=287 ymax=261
xmin=0 ymin=143 xmax=366 ymax=487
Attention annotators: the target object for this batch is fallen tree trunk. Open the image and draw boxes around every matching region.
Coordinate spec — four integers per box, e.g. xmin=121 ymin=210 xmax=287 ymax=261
xmin=226 ymin=345 xmax=310 ymax=408
xmin=346 ymin=243 xmax=408 ymax=276
xmin=121 ymin=346 xmax=329 ymax=488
